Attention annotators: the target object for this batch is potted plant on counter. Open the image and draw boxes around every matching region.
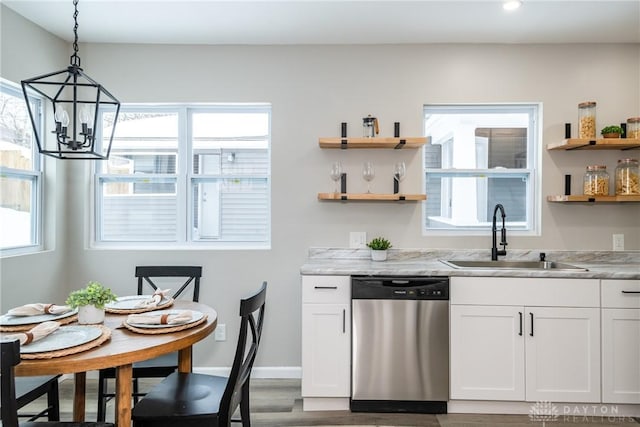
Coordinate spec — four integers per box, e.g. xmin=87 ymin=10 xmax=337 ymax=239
xmin=367 ymin=236 xmax=392 ymax=261
xmin=66 ymin=281 xmax=118 ymax=324
xmin=601 ymin=125 xmax=624 ymax=138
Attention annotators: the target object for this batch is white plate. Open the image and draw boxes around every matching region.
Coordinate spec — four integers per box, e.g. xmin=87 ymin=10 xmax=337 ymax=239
xmin=19 ymin=325 xmax=103 ymax=354
xmin=0 ymin=309 xmax=77 ymax=326
xmin=105 ymin=295 xmax=171 ymax=310
xmin=126 ymin=309 xmax=204 ymax=329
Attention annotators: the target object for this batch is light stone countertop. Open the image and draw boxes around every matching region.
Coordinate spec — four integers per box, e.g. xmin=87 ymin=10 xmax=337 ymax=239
xmin=300 ymin=248 xmax=640 ymax=280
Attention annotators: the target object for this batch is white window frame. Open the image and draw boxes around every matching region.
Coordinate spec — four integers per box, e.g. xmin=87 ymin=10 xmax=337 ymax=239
xmin=91 ymin=104 xmax=271 ymax=250
xmin=0 ymin=79 xmax=43 ymax=256
xmin=422 ymin=103 xmax=541 ymax=236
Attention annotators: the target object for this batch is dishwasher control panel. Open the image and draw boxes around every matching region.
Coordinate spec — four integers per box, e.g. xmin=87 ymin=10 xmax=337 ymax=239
xmin=351 ymin=276 xmax=449 ymax=300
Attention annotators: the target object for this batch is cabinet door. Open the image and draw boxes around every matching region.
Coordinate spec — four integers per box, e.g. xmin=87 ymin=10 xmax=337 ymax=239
xmin=301 ymin=303 xmax=350 ymax=397
xmin=450 ymin=305 xmax=525 ymax=400
xmin=602 ymin=308 xmax=640 ymax=404
xmin=525 ymin=307 xmax=600 ymax=402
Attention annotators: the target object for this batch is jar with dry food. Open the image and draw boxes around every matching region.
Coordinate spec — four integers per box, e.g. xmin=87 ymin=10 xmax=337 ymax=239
xmin=615 ymin=158 xmax=640 ymax=195
xmin=578 ymin=102 xmax=596 ymax=139
xmin=627 ymin=117 xmax=640 ymax=139
xmin=583 ymin=165 xmax=609 ymax=196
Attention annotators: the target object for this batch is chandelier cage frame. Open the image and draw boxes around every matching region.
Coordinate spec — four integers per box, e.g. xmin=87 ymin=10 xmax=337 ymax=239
xmin=21 ymin=0 xmax=120 ymax=160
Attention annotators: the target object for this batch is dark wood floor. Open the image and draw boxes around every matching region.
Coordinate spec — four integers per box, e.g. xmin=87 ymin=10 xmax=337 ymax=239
xmin=21 ymin=378 xmax=640 ymax=427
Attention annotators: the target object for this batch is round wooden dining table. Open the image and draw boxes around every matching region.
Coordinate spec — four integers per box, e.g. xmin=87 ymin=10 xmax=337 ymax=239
xmin=12 ymin=300 xmax=217 ymax=426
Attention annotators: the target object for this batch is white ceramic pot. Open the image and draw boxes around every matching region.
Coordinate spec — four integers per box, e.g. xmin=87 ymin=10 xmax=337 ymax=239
xmin=77 ymin=305 xmax=105 ymax=324
xmin=371 ymin=249 xmax=388 ymax=262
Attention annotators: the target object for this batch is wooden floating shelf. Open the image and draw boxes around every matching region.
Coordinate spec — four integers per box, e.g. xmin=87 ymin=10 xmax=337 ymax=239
xmin=319 ymin=137 xmax=428 ymax=149
xmin=318 ymin=193 xmax=427 ymax=201
xmin=546 ymin=138 xmax=640 ymax=151
xmin=547 ymin=195 xmax=640 ymax=203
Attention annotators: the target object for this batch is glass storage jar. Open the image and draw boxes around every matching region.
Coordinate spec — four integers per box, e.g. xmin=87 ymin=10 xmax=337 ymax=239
xmin=615 ymin=158 xmax=639 ymax=195
xmin=583 ymin=165 xmax=609 ymax=196
xmin=578 ymin=102 xmax=597 ymax=139
xmin=627 ymin=117 xmax=640 ymax=139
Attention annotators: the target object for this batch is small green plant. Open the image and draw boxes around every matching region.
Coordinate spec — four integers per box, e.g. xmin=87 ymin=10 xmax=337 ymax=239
xmin=601 ymin=125 xmax=623 ymax=135
xmin=367 ymin=237 xmax=392 ymax=250
xmin=66 ymin=281 xmax=118 ymax=309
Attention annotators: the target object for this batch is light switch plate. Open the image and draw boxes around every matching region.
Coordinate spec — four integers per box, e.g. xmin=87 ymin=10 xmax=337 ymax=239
xmin=613 ymin=234 xmax=624 ymax=251
xmin=350 ymin=232 xmax=367 ymax=248
xmin=215 ymin=323 xmax=226 ymax=341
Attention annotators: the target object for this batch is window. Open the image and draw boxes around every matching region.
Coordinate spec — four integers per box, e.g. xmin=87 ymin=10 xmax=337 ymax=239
xmin=423 ymin=104 xmax=540 ymax=235
xmin=94 ymin=105 xmax=271 ymax=248
xmin=0 ymin=79 xmax=42 ymax=254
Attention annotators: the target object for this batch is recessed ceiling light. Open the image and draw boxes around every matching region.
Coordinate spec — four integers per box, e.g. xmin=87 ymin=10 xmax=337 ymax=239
xmin=503 ymin=0 xmax=522 ymax=11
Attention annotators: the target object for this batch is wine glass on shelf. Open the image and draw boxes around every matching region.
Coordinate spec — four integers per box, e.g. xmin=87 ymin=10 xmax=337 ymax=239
xmin=394 ymin=161 xmax=406 ymax=194
xmin=362 ymin=161 xmax=375 ymax=193
xmin=330 ymin=161 xmax=343 ymax=194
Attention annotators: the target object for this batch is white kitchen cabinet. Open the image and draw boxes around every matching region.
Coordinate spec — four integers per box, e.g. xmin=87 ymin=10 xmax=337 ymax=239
xmin=450 ymin=276 xmax=601 ymax=403
xmin=601 ymin=279 xmax=640 ymax=404
xmin=450 ymin=305 xmax=525 ymax=400
xmin=301 ymin=275 xmax=351 ymax=410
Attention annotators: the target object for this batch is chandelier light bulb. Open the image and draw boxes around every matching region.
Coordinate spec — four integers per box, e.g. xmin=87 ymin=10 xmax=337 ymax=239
xmin=79 ymin=106 xmax=90 ymax=124
xmin=503 ymin=0 xmax=522 ymax=11
xmin=60 ymin=109 xmax=70 ymax=127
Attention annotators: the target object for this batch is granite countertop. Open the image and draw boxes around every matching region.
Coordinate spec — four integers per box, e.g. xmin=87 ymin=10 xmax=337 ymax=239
xmin=300 ymin=248 xmax=640 ymax=280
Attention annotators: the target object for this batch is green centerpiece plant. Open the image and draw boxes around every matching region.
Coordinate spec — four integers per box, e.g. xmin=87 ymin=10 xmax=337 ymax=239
xmin=66 ymin=281 xmax=118 ymax=324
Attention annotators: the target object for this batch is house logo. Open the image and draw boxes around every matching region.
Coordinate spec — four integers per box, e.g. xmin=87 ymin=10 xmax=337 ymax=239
xmin=529 ymin=400 xmax=559 ymax=426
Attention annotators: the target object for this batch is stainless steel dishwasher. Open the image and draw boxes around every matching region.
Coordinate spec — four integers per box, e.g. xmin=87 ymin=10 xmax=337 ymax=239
xmin=351 ymin=275 xmax=449 ymax=413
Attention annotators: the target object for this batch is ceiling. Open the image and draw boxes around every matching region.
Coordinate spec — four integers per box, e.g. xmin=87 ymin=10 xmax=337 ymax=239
xmin=3 ymin=0 xmax=640 ymax=45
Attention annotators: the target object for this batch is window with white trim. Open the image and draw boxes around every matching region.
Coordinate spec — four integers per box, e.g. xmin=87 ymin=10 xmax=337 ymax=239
xmin=0 ymin=79 xmax=42 ymax=254
xmin=423 ymin=104 xmax=540 ymax=235
xmin=94 ymin=104 xmax=271 ymax=248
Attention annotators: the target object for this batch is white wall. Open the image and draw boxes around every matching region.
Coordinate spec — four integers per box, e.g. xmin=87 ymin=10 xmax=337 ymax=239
xmin=1 ymin=6 xmax=639 ymax=370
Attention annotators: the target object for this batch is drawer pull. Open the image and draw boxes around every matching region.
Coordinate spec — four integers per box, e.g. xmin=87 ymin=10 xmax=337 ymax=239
xmin=314 ymin=286 xmax=338 ymax=290
xmin=518 ymin=312 xmax=523 ymax=336
xmin=621 ymin=290 xmax=640 ymax=294
xmin=342 ymin=309 xmax=346 ymax=333
xmin=529 ymin=312 xmax=534 ymax=337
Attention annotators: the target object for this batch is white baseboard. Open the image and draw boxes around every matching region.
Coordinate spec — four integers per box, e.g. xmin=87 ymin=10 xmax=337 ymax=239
xmin=68 ymin=366 xmax=302 ymax=381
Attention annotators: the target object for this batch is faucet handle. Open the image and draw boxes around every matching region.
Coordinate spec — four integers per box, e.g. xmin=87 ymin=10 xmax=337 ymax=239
xmin=539 ymin=252 xmax=546 ymax=261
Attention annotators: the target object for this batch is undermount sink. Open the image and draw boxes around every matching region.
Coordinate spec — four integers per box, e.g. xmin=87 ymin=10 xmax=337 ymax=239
xmin=441 ymin=259 xmax=588 ymax=271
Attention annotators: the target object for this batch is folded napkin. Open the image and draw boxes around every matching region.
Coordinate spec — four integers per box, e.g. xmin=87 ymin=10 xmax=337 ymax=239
xmin=7 ymin=303 xmax=72 ymax=316
xmin=133 ymin=288 xmax=171 ymax=308
xmin=127 ymin=310 xmax=192 ymax=325
xmin=5 ymin=321 xmax=60 ymax=345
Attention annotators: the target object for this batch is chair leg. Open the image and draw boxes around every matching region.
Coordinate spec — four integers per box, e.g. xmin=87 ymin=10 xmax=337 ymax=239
xmin=240 ymin=382 xmax=251 ymax=427
xmin=47 ymin=379 xmax=60 ymax=421
xmin=133 ymin=377 xmax=139 ymax=404
xmin=96 ymin=373 xmax=107 ymax=422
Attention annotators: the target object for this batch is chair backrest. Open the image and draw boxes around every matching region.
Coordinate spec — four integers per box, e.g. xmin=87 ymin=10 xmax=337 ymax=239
xmin=219 ymin=282 xmax=267 ymax=423
xmin=1 ymin=339 xmax=22 ymax=427
xmin=136 ymin=266 xmax=202 ymax=302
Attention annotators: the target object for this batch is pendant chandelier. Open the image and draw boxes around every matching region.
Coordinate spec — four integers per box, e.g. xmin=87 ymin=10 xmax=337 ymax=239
xmin=21 ymin=0 xmax=120 ymax=160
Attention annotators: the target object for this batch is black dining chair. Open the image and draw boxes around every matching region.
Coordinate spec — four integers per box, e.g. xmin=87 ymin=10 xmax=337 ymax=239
xmin=1 ymin=338 xmax=114 ymax=427
xmin=131 ymin=282 xmax=267 ymax=427
xmin=96 ymin=266 xmax=202 ymax=422
xmin=14 ymin=374 xmax=61 ymax=421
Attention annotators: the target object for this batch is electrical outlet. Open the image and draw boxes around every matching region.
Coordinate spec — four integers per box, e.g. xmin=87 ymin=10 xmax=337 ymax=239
xmin=349 ymin=232 xmax=367 ymax=248
xmin=215 ymin=323 xmax=226 ymax=341
xmin=613 ymin=234 xmax=624 ymax=251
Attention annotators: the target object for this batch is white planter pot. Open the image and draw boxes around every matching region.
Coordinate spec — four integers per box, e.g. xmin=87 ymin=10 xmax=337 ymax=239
xmin=77 ymin=305 xmax=105 ymax=324
xmin=371 ymin=249 xmax=388 ymax=261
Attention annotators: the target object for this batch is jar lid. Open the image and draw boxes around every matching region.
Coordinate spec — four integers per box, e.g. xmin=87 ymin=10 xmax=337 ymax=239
xmin=617 ymin=158 xmax=639 ymax=163
xmin=627 ymin=117 xmax=640 ymax=123
xmin=578 ymin=101 xmax=596 ymax=108
xmin=586 ymin=165 xmax=607 ymax=171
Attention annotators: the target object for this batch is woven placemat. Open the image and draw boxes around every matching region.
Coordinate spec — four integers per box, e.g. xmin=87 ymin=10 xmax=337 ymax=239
xmin=122 ymin=314 xmax=207 ymax=335
xmin=20 ymin=325 xmax=111 ymax=360
xmin=0 ymin=314 xmax=78 ymax=332
xmin=105 ymin=298 xmax=174 ymax=314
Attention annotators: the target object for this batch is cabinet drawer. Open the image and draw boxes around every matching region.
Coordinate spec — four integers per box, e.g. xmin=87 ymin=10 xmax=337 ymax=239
xmin=302 ymin=275 xmax=350 ymax=303
xmin=602 ymin=280 xmax=640 ymax=308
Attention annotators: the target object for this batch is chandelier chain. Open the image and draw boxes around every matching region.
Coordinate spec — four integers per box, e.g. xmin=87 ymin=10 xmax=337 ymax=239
xmin=71 ymin=0 xmax=80 ymax=66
